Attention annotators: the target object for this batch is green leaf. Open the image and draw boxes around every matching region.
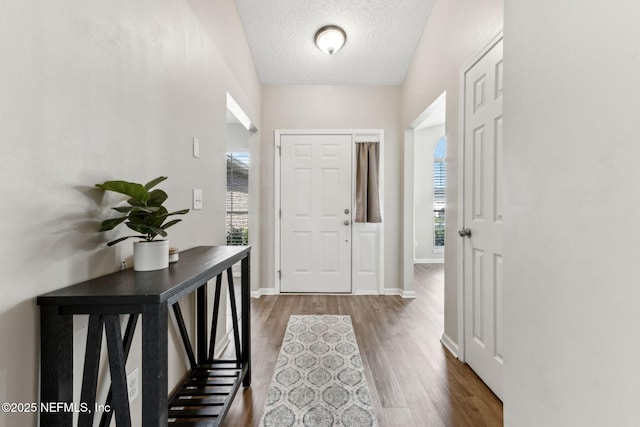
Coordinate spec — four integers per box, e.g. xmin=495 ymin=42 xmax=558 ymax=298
xmin=166 ymin=209 xmax=190 ymax=216
xmin=106 ymin=235 xmax=144 ymax=246
xmin=95 ymin=180 xmax=150 ymax=203
xmin=127 ymin=198 xmax=145 ymax=207
xmin=144 ymin=176 xmax=167 ymax=190
xmin=125 ymin=222 xmax=148 ymax=234
xmin=126 ymin=222 xmax=167 ymax=238
xmin=112 ymin=206 xmax=159 ymax=214
xmin=127 ymin=208 xmax=157 ymax=225
xmin=161 ymin=219 xmax=182 ymax=230
xmin=99 ymin=217 xmax=127 ymax=231
xmin=148 ymin=189 xmax=168 ymax=207
xmin=164 ymin=209 xmax=189 ymax=217
xmin=112 ymin=206 xmax=135 ymax=213
xmin=147 ymin=206 xmax=169 ymax=229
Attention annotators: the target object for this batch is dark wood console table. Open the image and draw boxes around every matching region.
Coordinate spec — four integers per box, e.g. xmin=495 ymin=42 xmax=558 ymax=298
xmin=37 ymin=245 xmax=251 ymax=427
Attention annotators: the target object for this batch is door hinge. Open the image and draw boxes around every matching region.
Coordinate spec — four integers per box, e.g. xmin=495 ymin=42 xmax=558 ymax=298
xmin=278 ymin=270 xmax=281 ymax=279
xmin=276 ymin=145 xmax=281 ymax=156
xmin=279 ymin=209 xmax=282 ymax=218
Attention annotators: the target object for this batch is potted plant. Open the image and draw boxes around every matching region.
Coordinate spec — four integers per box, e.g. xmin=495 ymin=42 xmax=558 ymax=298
xmin=95 ymin=176 xmax=189 ymax=271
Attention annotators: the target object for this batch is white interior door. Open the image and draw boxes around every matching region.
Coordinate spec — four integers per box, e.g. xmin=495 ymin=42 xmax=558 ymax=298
xmin=461 ymin=36 xmax=504 ymax=399
xmin=280 ymin=134 xmax=352 ymax=293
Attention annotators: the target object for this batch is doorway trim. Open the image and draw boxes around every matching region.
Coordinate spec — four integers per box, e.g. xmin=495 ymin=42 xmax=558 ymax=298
xmin=226 ymin=92 xmax=260 ymax=292
xmin=274 ymin=129 xmax=385 ymax=295
xmin=403 ymin=93 xmax=447 ymax=301
xmin=457 ymin=26 xmax=504 ymax=364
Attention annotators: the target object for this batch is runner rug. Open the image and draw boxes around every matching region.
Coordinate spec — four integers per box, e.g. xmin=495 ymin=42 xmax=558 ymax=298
xmin=259 ymin=315 xmax=378 ymax=427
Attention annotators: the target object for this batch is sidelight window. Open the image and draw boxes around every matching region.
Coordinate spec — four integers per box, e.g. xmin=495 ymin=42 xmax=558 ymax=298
xmin=433 ymin=136 xmax=446 ymax=249
xmin=226 ymin=152 xmax=249 ymax=245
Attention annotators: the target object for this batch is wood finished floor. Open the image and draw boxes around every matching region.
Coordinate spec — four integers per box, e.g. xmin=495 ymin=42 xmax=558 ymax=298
xmin=221 ymin=264 xmax=503 ymax=426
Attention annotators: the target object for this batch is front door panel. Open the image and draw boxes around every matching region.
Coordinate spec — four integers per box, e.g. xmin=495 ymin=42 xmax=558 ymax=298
xmin=280 ymin=134 xmax=352 ymax=293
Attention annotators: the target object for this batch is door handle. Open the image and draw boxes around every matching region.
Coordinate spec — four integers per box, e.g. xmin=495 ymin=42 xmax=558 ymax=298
xmin=344 ymin=220 xmax=350 ymax=226
xmin=458 ymin=228 xmax=472 ymax=237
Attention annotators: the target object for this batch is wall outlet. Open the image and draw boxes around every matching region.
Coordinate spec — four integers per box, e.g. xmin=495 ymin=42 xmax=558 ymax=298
xmin=127 ymin=368 xmax=139 ymax=402
xmin=193 ymin=189 xmax=203 ymax=210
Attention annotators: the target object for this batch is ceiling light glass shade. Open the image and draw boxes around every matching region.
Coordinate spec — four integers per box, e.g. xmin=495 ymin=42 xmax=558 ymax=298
xmin=315 ymin=25 xmax=346 ymax=55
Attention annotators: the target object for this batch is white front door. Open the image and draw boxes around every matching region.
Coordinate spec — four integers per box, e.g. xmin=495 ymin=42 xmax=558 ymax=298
xmin=280 ymin=134 xmax=352 ymax=293
xmin=461 ymin=35 xmax=504 ymax=399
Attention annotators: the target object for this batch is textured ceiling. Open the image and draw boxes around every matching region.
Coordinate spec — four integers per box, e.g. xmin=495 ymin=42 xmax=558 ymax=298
xmin=234 ymin=0 xmax=435 ymax=85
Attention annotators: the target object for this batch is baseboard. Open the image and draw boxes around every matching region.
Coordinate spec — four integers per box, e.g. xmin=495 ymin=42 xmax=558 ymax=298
xmin=440 ymin=332 xmax=459 ymax=358
xmin=253 ymin=288 xmax=408 ymax=297
xmin=414 ymin=258 xmax=445 ymax=264
xmin=402 ymin=290 xmax=416 ymax=299
xmin=381 ymin=288 xmax=417 ymax=299
xmin=352 ymin=290 xmax=380 ymax=296
xmin=251 ymin=288 xmax=278 ymax=298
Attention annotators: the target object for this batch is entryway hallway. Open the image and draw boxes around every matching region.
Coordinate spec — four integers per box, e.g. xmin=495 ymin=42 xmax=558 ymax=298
xmin=221 ymin=264 xmax=503 ymax=426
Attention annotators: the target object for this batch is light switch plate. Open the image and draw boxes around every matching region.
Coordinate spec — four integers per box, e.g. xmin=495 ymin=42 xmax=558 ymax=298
xmin=193 ymin=137 xmax=200 ymax=158
xmin=193 ymin=189 xmax=203 ymax=210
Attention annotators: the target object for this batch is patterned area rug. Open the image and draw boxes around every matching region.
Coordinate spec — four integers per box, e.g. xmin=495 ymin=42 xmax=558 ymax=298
xmin=259 ymin=315 xmax=378 ymax=427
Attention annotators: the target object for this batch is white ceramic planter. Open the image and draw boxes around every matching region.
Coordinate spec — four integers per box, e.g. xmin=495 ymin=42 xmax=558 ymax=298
xmin=133 ymin=240 xmax=169 ymax=271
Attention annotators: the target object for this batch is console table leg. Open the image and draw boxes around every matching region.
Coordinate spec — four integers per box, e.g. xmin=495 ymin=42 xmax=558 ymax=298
xmin=208 ymin=274 xmax=223 ymax=361
xmin=227 ymin=268 xmax=242 ymax=366
xmin=104 ymin=315 xmax=131 ymax=426
xmin=241 ymin=253 xmax=251 ymax=386
xmin=99 ymin=313 xmax=139 ymax=427
xmin=40 ymin=305 xmax=73 ymax=427
xmin=78 ymin=315 xmax=103 ymax=427
xmin=196 ymin=285 xmax=207 ymax=363
xmin=172 ymin=302 xmax=197 ymax=370
xmin=142 ymin=304 xmax=168 ymax=426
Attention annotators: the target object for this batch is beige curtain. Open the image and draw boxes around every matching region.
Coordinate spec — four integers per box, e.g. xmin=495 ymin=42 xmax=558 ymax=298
xmin=355 ymin=142 xmax=382 ymax=223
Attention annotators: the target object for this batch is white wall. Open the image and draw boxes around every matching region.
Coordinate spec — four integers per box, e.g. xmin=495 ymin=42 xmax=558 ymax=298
xmin=260 ymin=85 xmax=401 ymax=293
xmin=414 ymin=124 xmax=445 ymax=262
xmin=0 ymin=1 xmax=260 ymax=425
xmin=503 ymin=1 xmax=640 ymax=425
xmin=227 ymin=123 xmax=251 ymax=151
xmin=401 ymin=0 xmax=503 ymax=348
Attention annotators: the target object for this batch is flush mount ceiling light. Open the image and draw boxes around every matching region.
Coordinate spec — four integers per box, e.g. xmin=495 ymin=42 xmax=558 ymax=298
xmin=314 ymin=25 xmax=346 ymax=55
